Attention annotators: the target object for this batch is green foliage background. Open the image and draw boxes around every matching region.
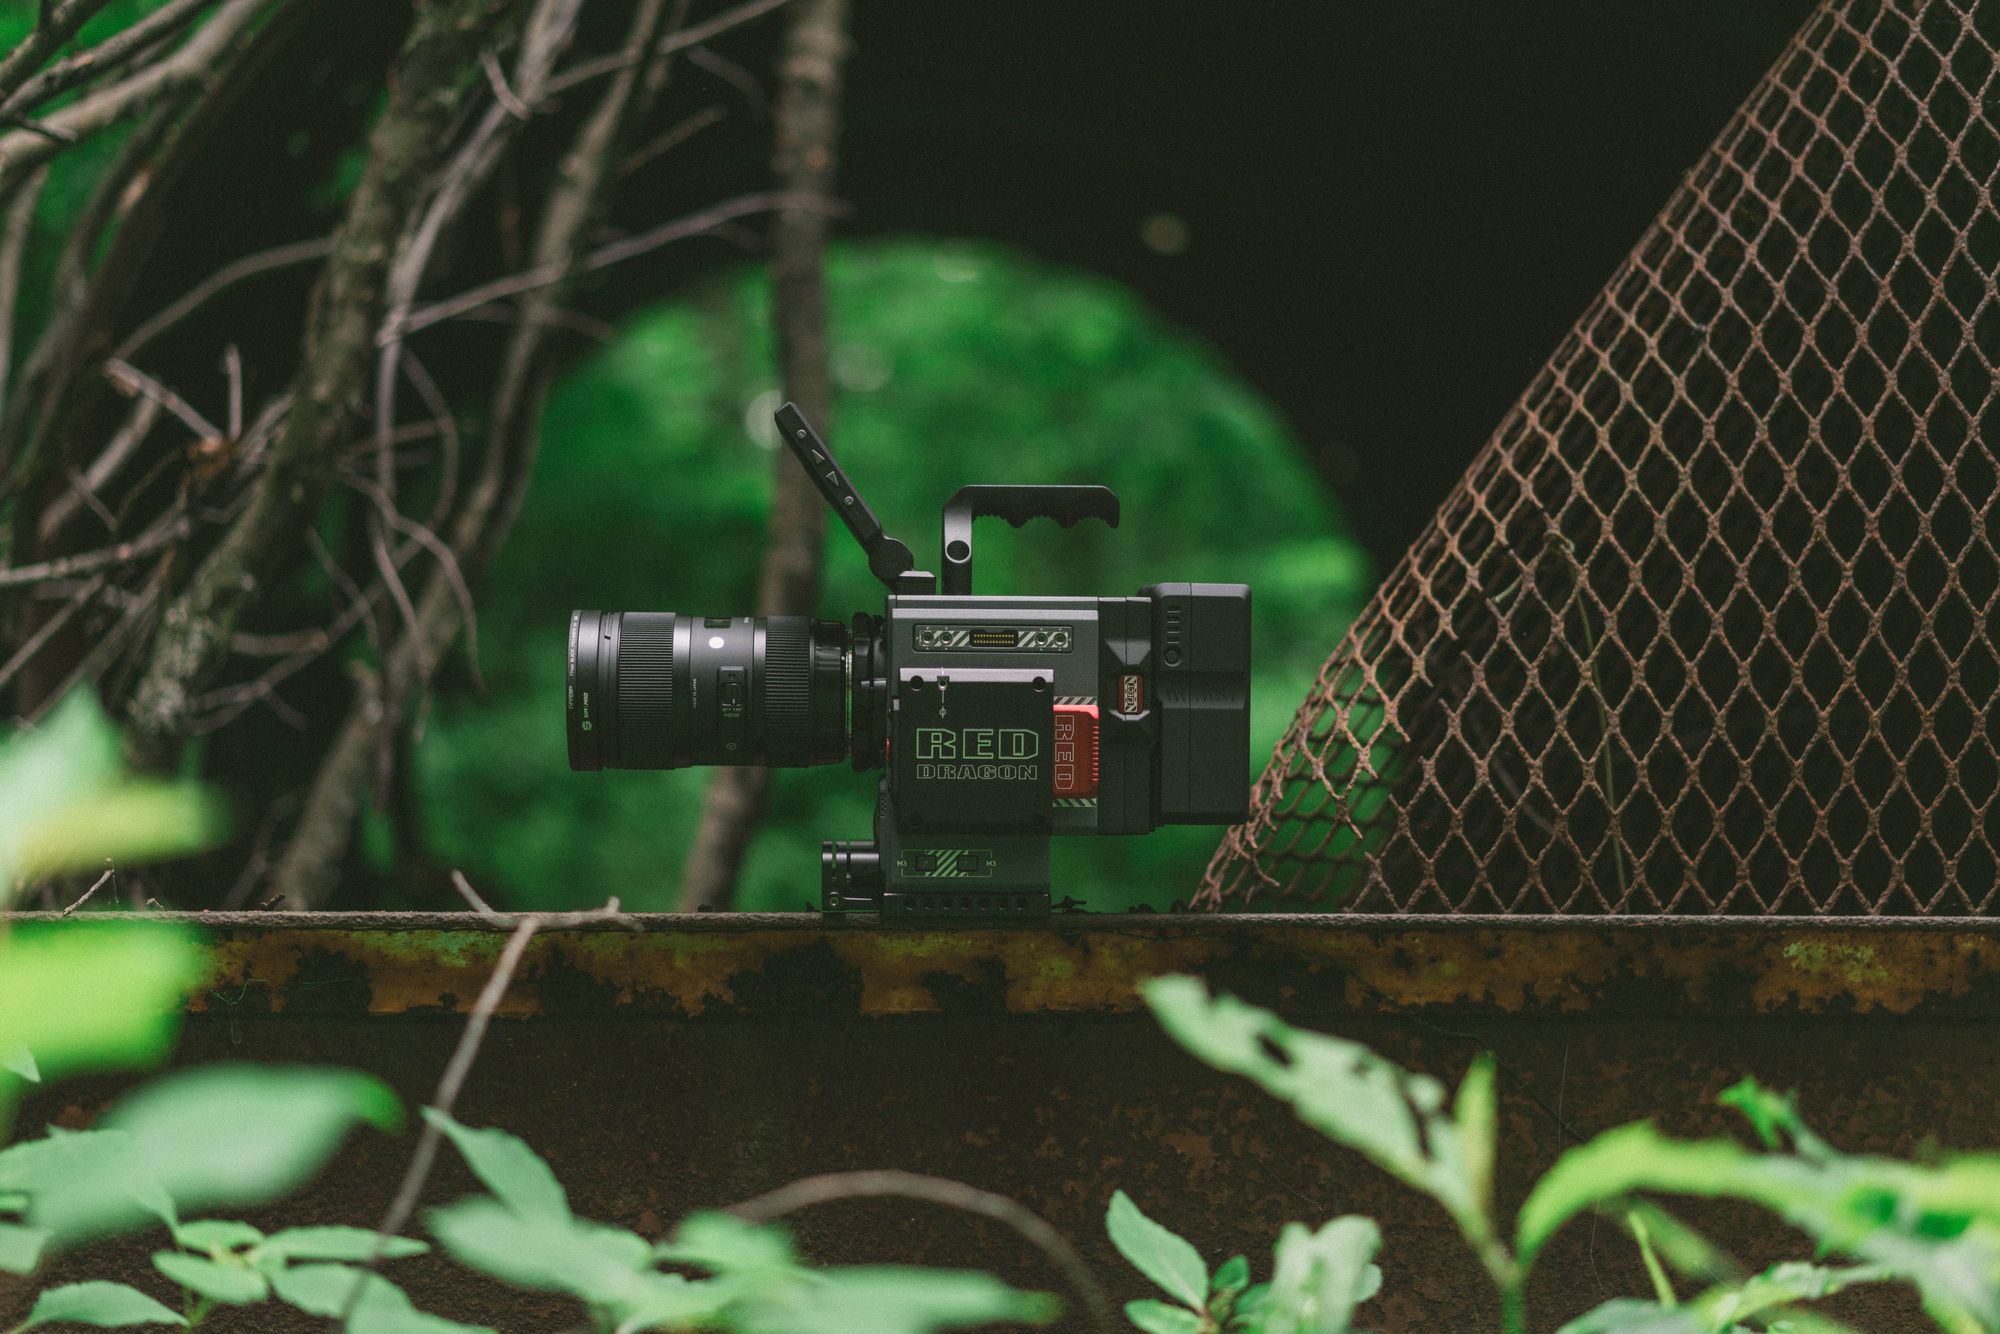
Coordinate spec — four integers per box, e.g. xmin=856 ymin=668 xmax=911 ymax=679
xmin=416 ymin=239 xmax=1370 ymax=912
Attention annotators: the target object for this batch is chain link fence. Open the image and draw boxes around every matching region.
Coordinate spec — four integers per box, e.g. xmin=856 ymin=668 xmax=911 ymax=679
xmin=1200 ymin=0 xmax=2000 ymax=914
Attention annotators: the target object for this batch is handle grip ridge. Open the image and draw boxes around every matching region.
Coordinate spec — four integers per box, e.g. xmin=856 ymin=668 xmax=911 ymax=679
xmin=941 ymin=484 xmax=1121 ymax=595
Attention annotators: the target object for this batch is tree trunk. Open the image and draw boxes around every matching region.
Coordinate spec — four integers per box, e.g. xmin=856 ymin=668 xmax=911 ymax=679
xmin=121 ymin=0 xmax=507 ymax=768
xmin=267 ymin=0 xmax=672 ymax=909
xmin=675 ymin=0 xmax=847 ymax=912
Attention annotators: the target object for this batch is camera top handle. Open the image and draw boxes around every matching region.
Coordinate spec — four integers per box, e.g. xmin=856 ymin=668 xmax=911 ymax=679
xmin=775 ymin=401 xmax=1121 ymax=598
xmin=776 ymin=401 xmax=934 ymax=593
xmin=940 ymin=485 xmax=1120 ymax=595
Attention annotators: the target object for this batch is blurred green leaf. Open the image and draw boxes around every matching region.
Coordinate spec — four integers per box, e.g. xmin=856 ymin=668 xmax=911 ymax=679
xmin=269 ymin=1262 xmax=494 ymax=1333
xmin=20 ymin=784 xmax=227 ymax=882
xmin=1257 ymin=1218 xmax=1383 ymax=1334
xmin=104 ymin=1065 xmax=399 ymax=1211
xmin=1107 ymin=1190 xmax=1207 ymax=1308
xmin=1123 ymin=1298 xmax=1203 ymax=1334
xmin=0 ymin=926 xmax=204 ymax=1082
xmin=151 ymin=1250 xmax=269 ymax=1304
xmin=4 ymin=1066 xmax=396 ymax=1248
xmin=1718 ymin=1078 xmax=1835 ymax=1161
xmin=1456 ymin=1053 xmax=1497 ymax=1222
xmin=16 ymin=1280 xmax=187 ymax=1329
xmin=1522 ymin=1110 xmax=2000 ymax=1329
xmin=1691 ymin=1261 xmax=1884 ymax=1331
xmin=5 ymin=1048 xmax=40 ymax=1083
xmin=0 ymin=694 xmax=223 ymax=890
xmin=0 ymin=1220 xmax=49 ymax=1274
xmin=1555 ymin=1299 xmax=1704 ymax=1334
xmin=170 ymin=1219 xmax=263 ymax=1252
xmin=1143 ymin=977 xmax=1489 ymax=1250
xmin=1212 ymin=1253 xmax=1250 ymax=1297
xmin=727 ymin=1265 xmax=1059 ymax=1334
xmin=658 ymin=1211 xmax=798 ymax=1274
xmin=1518 ymin=1124 xmax=1813 ymax=1273
xmin=259 ymin=1224 xmax=426 ymax=1263
xmin=0 ymin=1127 xmax=177 ymax=1245
xmin=419 ymin=1107 xmax=569 ymax=1221
xmin=425 ymin=1195 xmax=674 ymax=1310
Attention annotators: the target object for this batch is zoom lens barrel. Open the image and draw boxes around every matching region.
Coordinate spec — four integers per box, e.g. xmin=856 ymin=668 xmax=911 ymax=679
xmin=566 ymin=611 xmax=848 ymax=771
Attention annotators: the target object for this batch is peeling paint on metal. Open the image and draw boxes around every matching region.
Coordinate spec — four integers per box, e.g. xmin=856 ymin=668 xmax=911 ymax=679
xmin=14 ymin=912 xmax=2000 ymax=1020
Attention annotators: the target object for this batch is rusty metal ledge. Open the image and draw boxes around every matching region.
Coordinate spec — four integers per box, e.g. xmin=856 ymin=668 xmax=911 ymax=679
xmin=9 ymin=912 xmax=2000 ymax=1020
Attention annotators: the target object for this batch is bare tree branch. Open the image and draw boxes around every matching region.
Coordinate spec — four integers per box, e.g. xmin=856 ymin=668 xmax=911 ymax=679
xmin=340 ymin=872 xmax=636 ymax=1327
xmin=727 ymin=1170 xmax=1113 ymax=1333
xmin=0 ymin=166 xmax=47 ymax=414
xmin=546 ymin=0 xmax=794 ymax=97
xmin=112 ymin=235 xmax=333 ymax=364
xmin=620 ymin=102 xmax=726 ymax=175
xmin=120 ymin=0 xmax=511 ymax=764
xmin=104 ymin=358 xmax=220 ymax=442
xmin=0 ymin=572 xmax=102 ymax=692
xmin=0 ymin=0 xmax=215 ymax=117
xmin=0 ymin=0 xmax=270 ymax=189
xmin=680 ymin=0 xmax=847 ymax=911
xmin=0 ymin=507 xmax=187 ymax=587
xmin=396 ymin=188 xmax=843 ymax=338
xmin=0 ymin=0 xmax=117 ymax=110
xmin=271 ymin=0 xmax=680 ymax=909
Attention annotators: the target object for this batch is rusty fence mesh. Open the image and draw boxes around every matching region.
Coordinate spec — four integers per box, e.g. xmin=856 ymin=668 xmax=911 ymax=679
xmin=1199 ymin=0 xmax=2000 ymax=914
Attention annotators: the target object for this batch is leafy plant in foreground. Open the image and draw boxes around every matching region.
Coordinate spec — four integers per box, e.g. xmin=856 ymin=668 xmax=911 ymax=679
xmin=1139 ymin=975 xmax=2000 ymax=1334
xmin=1110 ymin=1189 xmax=1382 ymax=1334
xmin=0 ymin=694 xmax=223 ymax=1109
xmin=0 ymin=1064 xmax=453 ymax=1330
xmin=424 ymin=1107 xmax=1059 ymax=1333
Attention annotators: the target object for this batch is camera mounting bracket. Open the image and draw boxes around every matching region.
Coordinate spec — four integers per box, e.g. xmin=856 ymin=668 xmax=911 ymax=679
xmin=776 ymin=402 xmax=936 ymax=594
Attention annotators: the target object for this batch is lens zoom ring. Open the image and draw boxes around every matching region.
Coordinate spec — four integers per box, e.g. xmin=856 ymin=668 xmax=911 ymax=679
xmin=763 ymin=618 xmax=810 ymax=764
xmin=615 ymin=613 xmax=676 ymax=768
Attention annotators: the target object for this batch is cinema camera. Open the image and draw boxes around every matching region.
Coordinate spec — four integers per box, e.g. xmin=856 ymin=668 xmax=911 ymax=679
xmin=565 ymin=404 xmax=1251 ymax=915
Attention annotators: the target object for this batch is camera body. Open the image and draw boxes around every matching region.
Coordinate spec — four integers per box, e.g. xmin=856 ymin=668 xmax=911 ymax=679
xmin=567 ymin=404 xmax=1251 ymax=915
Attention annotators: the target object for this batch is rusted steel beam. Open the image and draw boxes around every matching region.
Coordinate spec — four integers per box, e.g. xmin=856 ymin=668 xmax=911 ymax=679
xmin=12 ymin=912 xmax=2000 ymax=1019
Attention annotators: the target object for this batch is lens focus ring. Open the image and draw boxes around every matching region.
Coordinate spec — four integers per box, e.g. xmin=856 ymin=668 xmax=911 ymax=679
xmin=614 ymin=613 xmax=676 ymax=768
xmin=762 ymin=618 xmax=810 ymax=766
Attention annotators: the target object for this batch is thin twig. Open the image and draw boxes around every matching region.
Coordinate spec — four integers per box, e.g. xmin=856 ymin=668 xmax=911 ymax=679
xmin=343 ymin=473 xmax=483 ymax=694
xmin=0 ymin=0 xmax=270 ymax=188
xmin=60 ymin=466 xmax=117 ymax=532
xmin=684 ymin=46 xmax=766 ymax=117
xmin=341 ymin=874 xmax=636 ymax=1327
xmin=25 ymin=571 xmax=162 ymax=723
xmin=0 ymin=167 xmax=48 ymax=412
xmin=479 ymin=49 xmax=528 ymax=119
xmin=396 ymin=190 xmax=844 ymax=337
xmin=112 ymin=236 xmax=334 ymax=364
xmin=619 ymin=102 xmax=726 ymax=175
xmin=444 ymin=302 xmax=616 ymax=342
xmin=221 ymin=345 xmax=241 ymax=441
xmin=0 ymin=508 xmax=188 ymax=587
xmin=0 ymin=572 xmax=103 ymax=691
xmin=546 ymin=0 xmax=794 ymax=96
xmin=105 ymin=358 xmax=220 ymax=441
xmin=0 ymin=0 xmax=214 ymax=116
xmin=59 ymin=867 xmax=114 ymax=915
xmin=728 ymin=1170 xmax=1114 ymax=1333
xmin=0 ymin=0 xmax=117 ymax=111
xmin=400 ymin=349 xmax=458 ymax=532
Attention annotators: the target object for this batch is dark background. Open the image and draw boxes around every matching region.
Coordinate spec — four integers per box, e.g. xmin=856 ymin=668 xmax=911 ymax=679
xmin=830 ymin=0 xmax=1817 ymax=568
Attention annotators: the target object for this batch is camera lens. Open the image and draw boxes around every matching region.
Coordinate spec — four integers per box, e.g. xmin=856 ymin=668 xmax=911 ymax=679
xmin=566 ymin=611 xmax=849 ymax=771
